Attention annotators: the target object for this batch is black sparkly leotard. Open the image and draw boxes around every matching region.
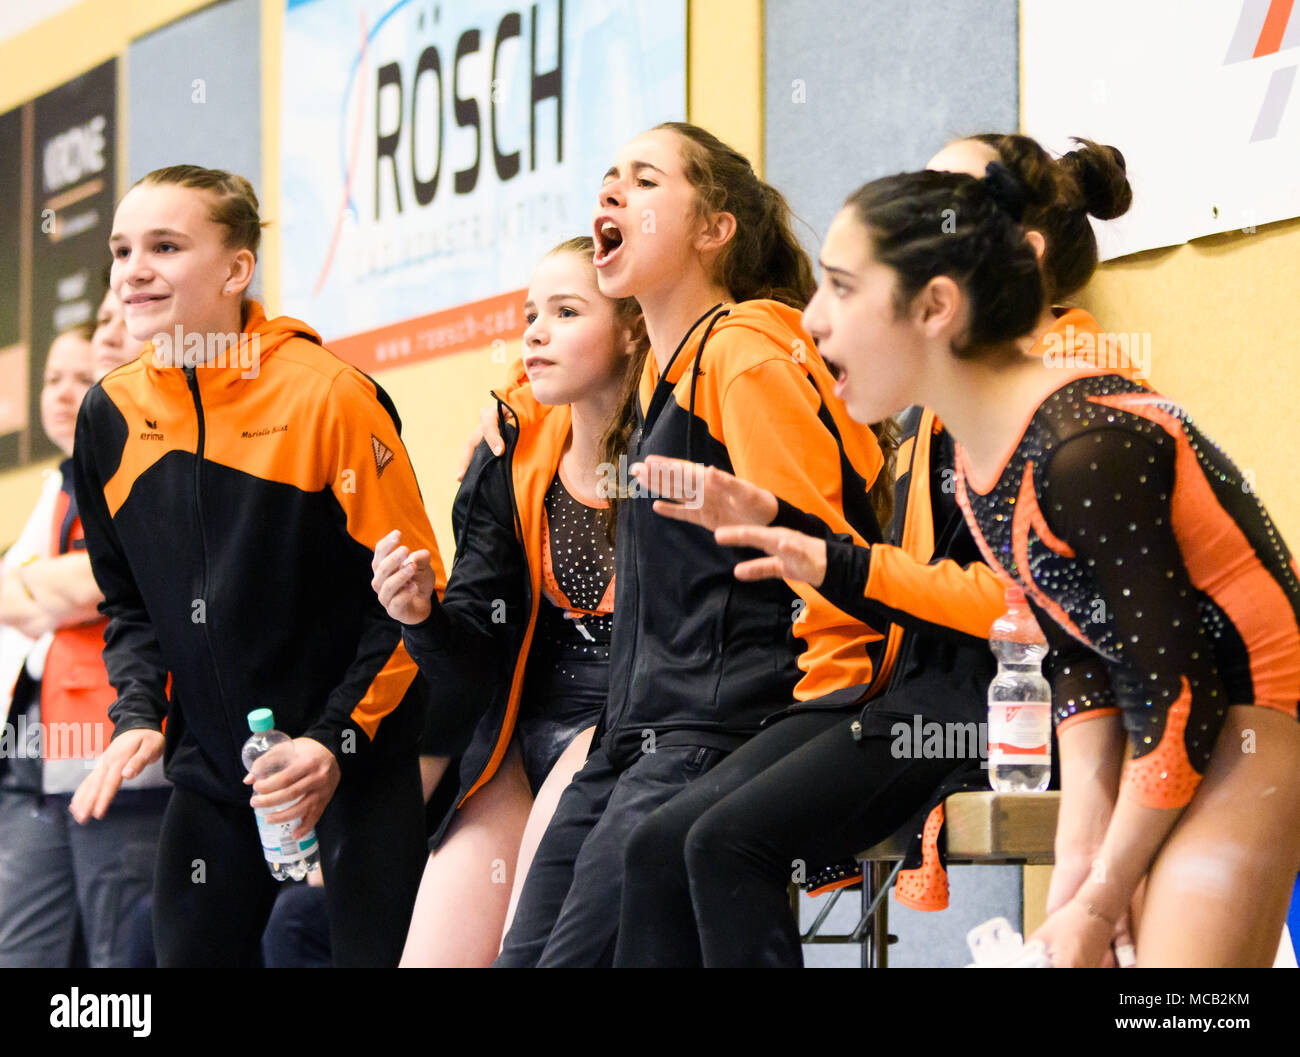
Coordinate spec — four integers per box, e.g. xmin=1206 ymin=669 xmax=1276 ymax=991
xmin=956 ymin=371 xmax=1300 ymax=809
xmin=511 ymin=472 xmax=615 ymax=791
xmin=533 ymin=471 xmax=615 ymax=659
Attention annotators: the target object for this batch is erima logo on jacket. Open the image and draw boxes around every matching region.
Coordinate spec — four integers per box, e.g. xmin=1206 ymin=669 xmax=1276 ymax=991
xmin=372 ymin=434 xmax=394 ymax=477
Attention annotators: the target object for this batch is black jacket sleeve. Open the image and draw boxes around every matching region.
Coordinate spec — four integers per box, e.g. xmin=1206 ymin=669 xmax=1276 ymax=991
xmin=401 ymin=438 xmax=530 ymax=746
xmin=71 ymin=387 xmax=169 ymax=738
xmin=772 ymin=497 xmax=1001 ymax=646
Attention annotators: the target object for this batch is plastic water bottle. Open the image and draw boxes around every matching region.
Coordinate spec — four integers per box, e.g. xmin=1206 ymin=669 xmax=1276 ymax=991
xmin=987 ymin=587 xmax=1052 ymax=793
xmin=241 ymin=708 xmax=320 ymax=881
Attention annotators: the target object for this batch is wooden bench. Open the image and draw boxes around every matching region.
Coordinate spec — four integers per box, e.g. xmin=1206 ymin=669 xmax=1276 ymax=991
xmin=800 ymin=791 xmax=1060 ymax=966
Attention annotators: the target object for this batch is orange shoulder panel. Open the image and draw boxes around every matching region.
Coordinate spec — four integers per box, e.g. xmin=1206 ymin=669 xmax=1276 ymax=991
xmin=100 ymin=363 xmax=200 ymax=518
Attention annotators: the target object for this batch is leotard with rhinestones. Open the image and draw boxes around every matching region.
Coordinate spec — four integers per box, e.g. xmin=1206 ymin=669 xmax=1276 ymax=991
xmin=956 ymin=371 xmax=1300 ymax=808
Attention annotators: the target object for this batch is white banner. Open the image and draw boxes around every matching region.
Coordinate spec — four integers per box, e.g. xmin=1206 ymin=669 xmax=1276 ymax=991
xmin=1024 ymin=0 xmax=1300 ymax=259
xmin=280 ymin=0 xmax=685 ymax=351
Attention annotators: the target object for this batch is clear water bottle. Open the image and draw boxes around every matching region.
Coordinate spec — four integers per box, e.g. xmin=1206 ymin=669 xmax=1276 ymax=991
xmin=987 ymin=586 xmax=1052 ymax=793
xmin=241 ymin=708 xmax=320 ymax=881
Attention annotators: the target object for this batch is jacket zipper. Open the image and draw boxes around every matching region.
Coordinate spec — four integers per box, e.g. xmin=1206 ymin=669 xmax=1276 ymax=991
xmin=853 ymin=412 xmax=941 ymax=736
xmin=498 ymin=393 xmax=534 ymax=725
xmin=601 ymin=404 xmax=646 ymax=742
xmin=184 ymin=367 xmax=240 ymax=774
xmin=604 ymin=307 xmax=724 ymax=743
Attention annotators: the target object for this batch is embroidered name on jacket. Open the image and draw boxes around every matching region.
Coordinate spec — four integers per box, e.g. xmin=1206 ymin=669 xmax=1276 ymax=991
xmin=241 ymin=424 xmax=289 ymax=438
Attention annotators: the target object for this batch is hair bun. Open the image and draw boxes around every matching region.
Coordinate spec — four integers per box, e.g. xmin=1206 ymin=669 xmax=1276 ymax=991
xmin=981 ymin=161 xmax=1028 ymax=222
xmin=1061 ymin=138 xmax=1132 ymax=221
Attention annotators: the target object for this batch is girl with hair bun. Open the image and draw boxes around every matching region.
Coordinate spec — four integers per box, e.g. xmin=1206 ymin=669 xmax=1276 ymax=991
xmin=494 ymin=123 xmax=891 ymax=966
xmin=937 ymin=134 xmax=1132 ymax=301
xmin=928 ymin=133 xmax=1144 ymax=380
xmin=658 ymin=160 xmax=1300 ymax=967
xmin=70 ymin=165 xmax=444 ymax=966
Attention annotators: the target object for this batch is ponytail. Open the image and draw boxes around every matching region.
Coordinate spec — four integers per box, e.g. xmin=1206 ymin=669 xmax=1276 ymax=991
xmin=596 ymin=315 xmax=649 ymax=544
xmin=867 ymin=419 xmax=900 ymax=531
xmin=657 ymin=122 xmax=815 ymax=308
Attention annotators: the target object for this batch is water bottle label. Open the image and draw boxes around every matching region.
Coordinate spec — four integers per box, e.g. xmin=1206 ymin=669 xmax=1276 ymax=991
xmin=253 ymin=796 xmax=318 ymax=864
xmin=988 ymin=702 xmax=1051 ymax=765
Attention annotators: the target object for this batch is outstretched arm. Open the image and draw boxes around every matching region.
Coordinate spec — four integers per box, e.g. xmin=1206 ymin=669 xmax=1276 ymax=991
xmin=635 ymin=454 xmax=1004 ymax=644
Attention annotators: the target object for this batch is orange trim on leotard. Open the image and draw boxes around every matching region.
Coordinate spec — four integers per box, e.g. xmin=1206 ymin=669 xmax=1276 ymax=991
xmin=1011 ymin=460 xmax=1094 ymax=648
xmin=556 ymin=459 xmax=610 ymax=511
xmin=807 ymin=872 xmax=863 ymax=898
xmin=1056 ymin=707 xmax=1122 ymax=735
xmin=1022 ymin=461 xmax=1075 ymax=558
xmin=954 ymin=461 xmax=1017 ymax=588
xmin=1121 ymin=677 xmax=1200 ymax=808
xmin=539 ymin=504 xmax=616 ymax=619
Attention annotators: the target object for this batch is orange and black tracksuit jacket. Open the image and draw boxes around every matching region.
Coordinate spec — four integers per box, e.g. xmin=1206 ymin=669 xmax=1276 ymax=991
xmin=599 ymin=300 xmax=886 ymax=766
xmin=72 ymin=302 xmax=446 ymax=805
xmin=400 ymin=381 xmax=584 ymax=845
xmin=774 ymin=406 xmax=1007 ymax=909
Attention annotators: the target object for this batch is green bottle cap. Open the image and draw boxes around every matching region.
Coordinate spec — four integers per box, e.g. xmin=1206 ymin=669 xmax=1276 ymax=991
xmin=247 ymin=708 xmax=275 ymax=733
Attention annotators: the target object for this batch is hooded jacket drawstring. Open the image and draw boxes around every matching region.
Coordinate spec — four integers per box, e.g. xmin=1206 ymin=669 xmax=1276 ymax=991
xmin=642 ymin=303 xmax=725 ymax=445
xmin=685 ymin=308 xmax=730 ymax=465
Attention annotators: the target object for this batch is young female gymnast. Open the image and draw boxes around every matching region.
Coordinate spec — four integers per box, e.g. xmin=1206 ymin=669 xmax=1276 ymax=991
xmin=371 ymin=236 xmax=645 ymax=965
xmin=70 ymin=165 xmax=441 ymax=966
xmin=492 ymin=123 xmax=892 ymax=966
